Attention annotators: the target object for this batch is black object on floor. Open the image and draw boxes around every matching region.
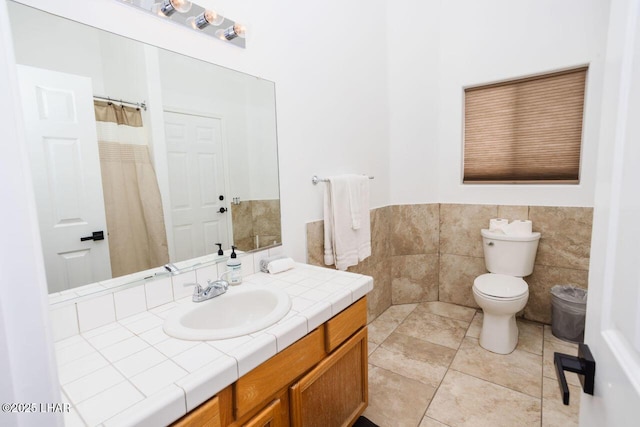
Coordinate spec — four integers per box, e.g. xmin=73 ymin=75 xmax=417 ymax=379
xmin=353 ymin=416 xmax=379 ymax=427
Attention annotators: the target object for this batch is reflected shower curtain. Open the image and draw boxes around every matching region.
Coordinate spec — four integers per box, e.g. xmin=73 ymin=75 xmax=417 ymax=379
xmin=94 ymin=101 xmax=169 ymax=277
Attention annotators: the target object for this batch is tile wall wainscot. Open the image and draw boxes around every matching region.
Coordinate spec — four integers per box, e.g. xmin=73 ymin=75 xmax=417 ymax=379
xmin=307 ymin=206 xmax=393 ymax=321
xmin=307 ymin=204 xmax=593 ymax=324
xmin=231 ymin=199 xmax=282 ymax=252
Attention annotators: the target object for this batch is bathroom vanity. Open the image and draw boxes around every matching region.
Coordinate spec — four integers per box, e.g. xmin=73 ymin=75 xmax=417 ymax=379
xmin=51 ymin=260 xmax=373 ymax=426
xmin=174 ymin=297 xmax=368 ymax=427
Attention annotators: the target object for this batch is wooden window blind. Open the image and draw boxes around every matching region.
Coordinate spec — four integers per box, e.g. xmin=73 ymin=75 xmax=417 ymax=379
xmin=463 ymin=67 xmax=587 ymax=183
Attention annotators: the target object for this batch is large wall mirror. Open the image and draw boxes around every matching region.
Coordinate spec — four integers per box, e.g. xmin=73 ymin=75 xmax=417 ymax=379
xmin=7 ymin=2 xmax=281 ymax=294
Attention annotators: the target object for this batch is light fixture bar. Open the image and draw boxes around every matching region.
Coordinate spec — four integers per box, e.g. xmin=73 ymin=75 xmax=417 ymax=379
xmin=119 ymin=0 xmax=246 ymax=48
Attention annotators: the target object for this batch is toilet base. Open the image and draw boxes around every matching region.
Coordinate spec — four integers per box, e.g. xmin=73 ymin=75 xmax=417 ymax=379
xmin=479 ymin=312 xmax=519 ymax=354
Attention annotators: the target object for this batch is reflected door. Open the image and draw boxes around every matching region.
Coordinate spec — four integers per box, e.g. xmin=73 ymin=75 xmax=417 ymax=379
xmin=17 ymin=65 xmax=111 ymax=292
xmin=164 ymin=111 xmax=230 ymax=262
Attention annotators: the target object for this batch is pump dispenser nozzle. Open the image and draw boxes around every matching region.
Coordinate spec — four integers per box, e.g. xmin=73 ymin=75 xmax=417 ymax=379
xmin=226 ymin=245 xmax=242 ymax=285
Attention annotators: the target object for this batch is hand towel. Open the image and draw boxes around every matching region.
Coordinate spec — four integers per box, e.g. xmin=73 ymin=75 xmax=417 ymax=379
xmin=349 ymin=175 xmax=364 ymax=230
xmin=259 ymin=255 xmax=287 ymax=273
xmin=267 ymin=257 xmax=296 ymax=274
xmin=324 ymin=175 xmax=371 ymax=270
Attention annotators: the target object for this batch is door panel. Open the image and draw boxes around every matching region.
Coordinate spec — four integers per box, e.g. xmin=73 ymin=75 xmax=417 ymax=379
xmin=580 ymin=0 xmax=640 ymax=424
xmin=164 ymin=111 xmax=229 ymax=262
xmin=17 ymin=65 xmax=111 ymax=292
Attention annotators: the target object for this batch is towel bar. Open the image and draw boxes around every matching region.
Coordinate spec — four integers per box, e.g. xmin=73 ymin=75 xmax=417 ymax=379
xmin=312 ymin=175 xmax=374 ymax=185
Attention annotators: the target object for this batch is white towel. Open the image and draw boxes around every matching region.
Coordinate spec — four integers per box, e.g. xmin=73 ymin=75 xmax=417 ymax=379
xmin=324 ymin=175 xmax=371 ymax=271
xmin=267 ymin=257 xmax=296 ymax=274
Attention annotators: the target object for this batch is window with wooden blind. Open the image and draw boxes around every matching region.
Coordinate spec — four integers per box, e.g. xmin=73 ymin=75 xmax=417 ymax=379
xmin=463 ymin=67 xmax=587 ymax=183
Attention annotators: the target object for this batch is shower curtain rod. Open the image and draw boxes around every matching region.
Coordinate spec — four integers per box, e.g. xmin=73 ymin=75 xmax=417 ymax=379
xmin=93 ymin=95 xmax=147 ymax=111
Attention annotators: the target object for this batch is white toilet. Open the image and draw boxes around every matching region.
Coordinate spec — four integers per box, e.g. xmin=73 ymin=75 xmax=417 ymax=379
xmin=473 ymin=228 xmax=541 ymax=354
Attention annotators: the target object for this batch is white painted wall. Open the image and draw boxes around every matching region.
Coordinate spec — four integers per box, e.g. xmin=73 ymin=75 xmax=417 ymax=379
xmin=0 ymin=2 xmax=61 ymax=425
xmin=388 ymin=0 xmax=442 ymax=205
xmin=389 ymin=0 xmax=610 ymax=207
xmin=432 ymin=0 xmax=610 ymax=207
xmin=246 ymin=78 xmax=279 ymax=201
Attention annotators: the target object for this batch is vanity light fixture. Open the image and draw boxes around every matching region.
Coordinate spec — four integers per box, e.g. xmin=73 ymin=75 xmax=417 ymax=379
xmin=216 ymin=23 xmax=246 ymax=41
xmin=186 ymin=9 xmax=224 ymax=29
xmin=119 ymin=0 xmax=246 ymax=48
xmin=152 ymin=0 xmax=192 ymax=17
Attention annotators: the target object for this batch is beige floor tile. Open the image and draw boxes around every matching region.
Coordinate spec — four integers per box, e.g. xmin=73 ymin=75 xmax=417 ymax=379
xmin=419 ymin=416 xmax=450 ymax=427
xmin=450 ymin=337 xmax=542 ymax=398
xmin=381 ymin=331 xmax=457 ymax=368
xmin=543 ymin=338 xmax=581 ymax=387
xmin=368 ymin=303 xmax=418 ymax=344
xmin=366 ymin=303 xmax=580 ymax=427
xmin=419 ymin=301 xmax=477 ymax=322
xmin=426 ymin=370 xmax=541 ymax=427
xmin=544 ymin=325 xmax=580 ymax=348
xmin=395 ymin=306 xmax=469 ymax=350
xmin=368 ymin=341 xmax=379 ymax=356
xmin=363 ymin=365 xmax=436 ymax=427
xmin=517 ymin=319 xmax=544 ymax=355
xmin=542 ymin=376 xmax=581 ymax=427
xmin=466 ymin=311 xmax=483 ymax=338
xmin=370 ymin=346 xmax=448 ymax=388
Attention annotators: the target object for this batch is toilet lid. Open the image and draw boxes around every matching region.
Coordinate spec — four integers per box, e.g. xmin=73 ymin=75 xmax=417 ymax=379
xmin=474 ymin=273 xmax=528 ymax=299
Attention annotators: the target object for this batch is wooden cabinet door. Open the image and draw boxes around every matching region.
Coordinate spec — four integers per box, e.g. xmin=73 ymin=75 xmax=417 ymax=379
xmin=243 ymin=399 xmax=282 ymax=427
xmin=290 ymin=328 xmax=368 ymax=427
xmin=172 ymin=395 xmax=221 ymax=427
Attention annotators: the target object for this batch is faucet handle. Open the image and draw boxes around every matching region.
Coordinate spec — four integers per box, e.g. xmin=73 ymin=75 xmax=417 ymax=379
xmin=207 ymin=279 xmax=229 ymax=290
xmin=184 ymin=282 xmax=203 ymax=295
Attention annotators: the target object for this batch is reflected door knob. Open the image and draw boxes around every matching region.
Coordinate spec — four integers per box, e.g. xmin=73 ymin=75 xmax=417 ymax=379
xmin=218 ymin=207 xmax=227 ymax=214
xmin=80 ymin=231 xmax=105 ymax=241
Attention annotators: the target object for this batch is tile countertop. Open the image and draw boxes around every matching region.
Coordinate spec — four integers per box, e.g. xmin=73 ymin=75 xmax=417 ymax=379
xmin=55 ymin=263 xmax=373 ymax=427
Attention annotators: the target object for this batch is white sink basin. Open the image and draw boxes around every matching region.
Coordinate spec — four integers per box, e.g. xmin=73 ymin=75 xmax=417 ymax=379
xmin=163 ymin=284 xmax=292 ymax=341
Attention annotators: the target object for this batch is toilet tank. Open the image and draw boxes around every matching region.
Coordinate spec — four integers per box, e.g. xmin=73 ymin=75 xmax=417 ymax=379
xmin=481 ymin=229 xmax=541 ymax=277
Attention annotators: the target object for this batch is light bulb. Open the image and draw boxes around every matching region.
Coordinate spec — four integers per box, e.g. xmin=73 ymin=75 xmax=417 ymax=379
xmin=169 ymin=0 xmax=192 ymax=13
xmin=233 ymin=24 xmax=246 ymax=38
xmin=152 ymin=0 xmax=192 ymax=17
xmin=186 ymin=9 xmax=224 ymax=29
xmin=216 ymin=23 xmax=246 ymax=41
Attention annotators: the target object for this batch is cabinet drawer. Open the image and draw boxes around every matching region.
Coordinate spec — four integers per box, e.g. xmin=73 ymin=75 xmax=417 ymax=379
xmin=235 ymin=327 xmax=326 ymax=419
xmin=243 ymin=399 xmax=282 ymax=427
xmin=172 ymin=395 xmax=221 ymax=427
xmin=325 ymin=297 xmax=367 ymax=352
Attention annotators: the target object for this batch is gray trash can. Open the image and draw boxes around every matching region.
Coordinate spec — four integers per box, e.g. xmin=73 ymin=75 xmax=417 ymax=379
xmin=550 ymin=285 xmax=588 ymax=343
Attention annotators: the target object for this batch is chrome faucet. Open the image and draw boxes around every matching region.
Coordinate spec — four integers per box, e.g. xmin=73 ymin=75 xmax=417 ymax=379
xmin=164 ymin=263 xmax=180 ymax=274
xmin=186 ymin=279 xmax=229 ymax=302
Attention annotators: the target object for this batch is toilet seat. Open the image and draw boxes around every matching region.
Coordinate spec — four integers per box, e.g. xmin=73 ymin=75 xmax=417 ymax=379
xmin=473 ymin=273 xmax=528 ymax=300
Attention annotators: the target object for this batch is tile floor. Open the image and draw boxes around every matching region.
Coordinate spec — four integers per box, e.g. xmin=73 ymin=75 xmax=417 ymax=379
xmin=362 ymin=302 xmax=582 ymax=427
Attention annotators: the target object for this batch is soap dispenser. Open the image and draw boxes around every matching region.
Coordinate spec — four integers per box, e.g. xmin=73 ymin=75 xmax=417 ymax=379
xmin=215 ymin=243 xmax=224 ymax=256
xmin=226 ymin=246 xmax=242 ymax=285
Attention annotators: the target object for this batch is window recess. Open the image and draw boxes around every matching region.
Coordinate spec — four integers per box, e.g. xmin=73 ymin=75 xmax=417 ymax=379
xmin=463 ymin=67 xmax=587 ymax=184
